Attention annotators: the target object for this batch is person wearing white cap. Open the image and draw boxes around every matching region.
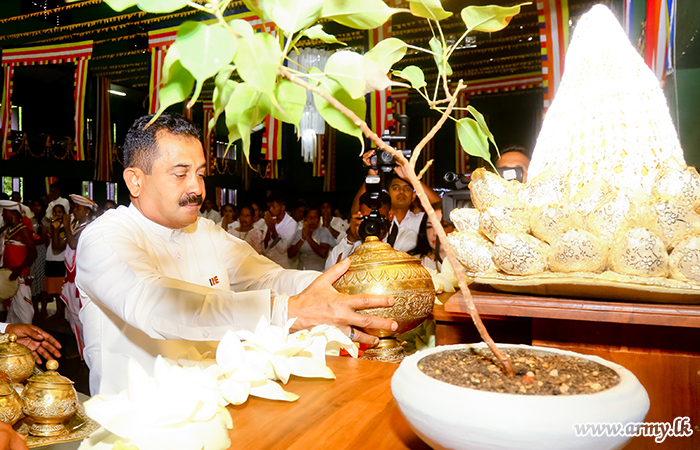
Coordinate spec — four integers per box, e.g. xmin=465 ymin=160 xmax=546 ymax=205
xmin=0 ymin=200 xmax=36 ymax=324
xmin=57 ymin=194 xmax=96 ymax=359
xmin=44 ymin=182 xmax=70 ymax=221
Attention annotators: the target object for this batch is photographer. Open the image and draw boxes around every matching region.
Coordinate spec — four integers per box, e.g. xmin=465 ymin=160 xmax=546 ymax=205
xmin=495 ymin=145 xmax=530 ymax=183
xmin=357 ymin=190 xmax=417 ymax=252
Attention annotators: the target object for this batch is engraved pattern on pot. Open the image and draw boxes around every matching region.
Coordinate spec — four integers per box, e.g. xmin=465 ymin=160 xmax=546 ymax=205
xmin=23 ymin=395 xmax=76 ymax=419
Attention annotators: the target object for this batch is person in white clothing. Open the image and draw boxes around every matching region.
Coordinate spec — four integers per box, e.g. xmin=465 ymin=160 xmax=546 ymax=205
xmin=325 ymin=211 xmax=361 ymax=270
xmin=59 ymin=194 xmax=96 ymax=360
xmin=227 ymin=205 xmax=263 ymax=254
xmin=76 ymin=113 xmax=397 ymax=396
xmin=0 ymin=201 xmax=36 ymax=324
xmin=261 ymin=193 xmax=297 ymax=269
xmin=45 ymin=183 xmax=70 ymax=221
xmin=198 ymin=197 xmax=222 ymax=223
xmin=217 ymin=204 xmax=237 ymax=234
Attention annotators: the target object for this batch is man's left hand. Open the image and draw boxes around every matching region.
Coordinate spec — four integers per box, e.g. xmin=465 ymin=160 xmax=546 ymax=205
xmin=5 ymin=324 xmax=62 ymax=364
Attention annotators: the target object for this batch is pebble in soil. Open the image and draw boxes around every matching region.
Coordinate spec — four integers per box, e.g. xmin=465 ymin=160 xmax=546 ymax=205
xmin=418 ymin=348 xmax=620 ymax=395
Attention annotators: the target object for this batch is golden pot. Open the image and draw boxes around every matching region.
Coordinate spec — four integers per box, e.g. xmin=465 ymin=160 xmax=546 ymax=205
xmin=0 ymin=379 xmax=23 ymax=426
xmin=0 ymin=334 xmax=35 ymax=385
xmin=22 ymin=360 xmax=77 ymax=437
xmin=333 ymin=236 xmax=436 ymax=362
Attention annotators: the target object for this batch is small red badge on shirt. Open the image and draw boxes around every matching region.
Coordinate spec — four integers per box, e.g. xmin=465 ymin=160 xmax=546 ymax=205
xmin=209 ymin=276 xmax=219 ymax=286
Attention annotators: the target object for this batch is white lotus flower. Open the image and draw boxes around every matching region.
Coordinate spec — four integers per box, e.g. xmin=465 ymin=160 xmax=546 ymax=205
xmin=79 ymin=357 xmax=233 ymax=450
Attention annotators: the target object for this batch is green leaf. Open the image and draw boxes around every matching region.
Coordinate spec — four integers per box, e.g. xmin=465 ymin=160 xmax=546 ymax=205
xmin=322 ymin=0 xmax=405 ymax=30
xmin=428 ymin=37 xmax=452 ymax=76
xmin=228 ymin=19 xmax=255 ymax=39
xmin=363 ymin=38 xmax=407 ymax=92
xmin=392 ymin=66 xmax=426 ymax=90
xmin=460 ymin=3 xmax=529 ymax=33
xmin=264 ymin=0 xmax=324 ymax=34
xmin=363 ymin=38 xmax=407 ymax=74
xmin=224 ymin=84 xmax=272 ymax=161
xmin=324 ymin=51 xmax=365 ymax=99
xmin=456 ymin=118 xmax=492 ymax=168
xmin=271 ymin=80 xmax=306 ymax=126
xmin=408 ymin=0 xmax=452 ymax=21
xmin=234 ymin=33 xmax=281 ymax=98
xmin=176 ymin=22 xmax=238 ymax=107
xmin=310 ymin=68 xmax=365 ymax=142
xmin=154 ymin=60 xmax=195 ymax=118
xmin=103 ymin=0 xmax=138 ymax=12
xmin=137 ymin=0 xmax=188 ymax=13
xmin=303 ymin=25 xmax=346 ymax=46
xmin=467 ymin=105 xmax=498 ymax=153
xmin=210 ymin=67 xmax=238 ymax=137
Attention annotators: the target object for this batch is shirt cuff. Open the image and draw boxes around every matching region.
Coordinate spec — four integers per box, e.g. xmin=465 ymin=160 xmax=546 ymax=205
xmin=0 ymin=323 xmax=8 ymax=334
xmin=271 ymin=294 xmax=289 ymax=327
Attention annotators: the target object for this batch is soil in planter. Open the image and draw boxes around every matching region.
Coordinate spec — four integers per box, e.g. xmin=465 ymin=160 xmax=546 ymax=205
xmin=418 ymin=348 xmax=620 ymax=395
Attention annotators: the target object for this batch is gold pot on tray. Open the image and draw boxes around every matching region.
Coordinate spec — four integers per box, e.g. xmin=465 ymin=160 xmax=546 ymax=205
xmin=333 ymin=236 xmax=436 ymax=363
xmin=22 ymin=360 xmax=77 ymax=437
xmin=0 ymin=334 xmax=35 ymax=387
xmin=0 ymin=379 xmax=23 ymax=426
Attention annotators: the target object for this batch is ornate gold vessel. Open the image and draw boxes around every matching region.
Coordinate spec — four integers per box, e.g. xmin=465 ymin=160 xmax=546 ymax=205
xmin=0 ymin=334 xmax=35 ymax=386
xmin=333 ymin=236 xmax=436 ymax=362
xmin=22 ymin=360 xmax=77 ymax=437
xmin=0 ymin=379 xmax=23 ymax=426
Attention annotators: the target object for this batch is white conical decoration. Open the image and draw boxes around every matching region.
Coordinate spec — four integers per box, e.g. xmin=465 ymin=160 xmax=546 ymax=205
xmin=528 ymin=5 xmax=684 ymax=195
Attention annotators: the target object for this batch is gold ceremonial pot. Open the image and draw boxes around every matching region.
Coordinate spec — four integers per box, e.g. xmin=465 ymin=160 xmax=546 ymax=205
xmin=333 ymin=236 xmax=436 ymax=362
xmin=0 ymin=379 xmax=23 ymax=426
xmin=22 ymin=360 xmax=77 ymax=437
xmin=0 ymin=334 xmax=35 ymax=386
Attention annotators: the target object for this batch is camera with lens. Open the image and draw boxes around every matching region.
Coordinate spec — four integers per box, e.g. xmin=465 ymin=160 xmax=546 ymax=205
xmin=371 ymin=115 xmax=412 ymax=173
xmin=358 ymin=175 xmax=390 ymax=241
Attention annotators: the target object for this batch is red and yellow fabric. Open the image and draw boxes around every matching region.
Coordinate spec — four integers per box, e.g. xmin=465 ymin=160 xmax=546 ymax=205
xmin=645 ymin=0 xmax=674 ymax=85
xmin=202 ymin=101 xmax=215 ymax=175
xmin=312 ymin=133 xmax=325 ymax=177
xmin=537 ymin=0 xmax=569 ymax=111
xmin=0 ymin=64 xmax=14 ymax=159
xmin=1 ymin=40 xmax=93 ymax=160
xmin=264 ymin=160 xmax=279 ymax=179
xmin=95 ymin=76 xmax=113 ymax=181
xmin=454 ymin=92 xmax=470 ymax=174
xmin=457 ymin=72 xmax=543 ymax=97
xmin=391 ymin=87 xmax=408 ymax=150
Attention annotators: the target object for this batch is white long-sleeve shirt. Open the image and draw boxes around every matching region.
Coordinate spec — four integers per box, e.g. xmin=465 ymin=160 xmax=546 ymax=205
xmin=76 ymin=204 xmax=319 ymax=395
xmin=261 ymin=212 xmax=297 ymax=269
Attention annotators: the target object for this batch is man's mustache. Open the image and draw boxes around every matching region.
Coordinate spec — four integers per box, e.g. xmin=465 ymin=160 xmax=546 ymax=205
xmin=178 ymin=193 xmax=203 ymax=207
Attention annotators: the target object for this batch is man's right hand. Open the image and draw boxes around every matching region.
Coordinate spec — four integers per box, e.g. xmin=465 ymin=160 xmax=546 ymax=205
xmin=287 ymin=259 xmax=398 ymax=345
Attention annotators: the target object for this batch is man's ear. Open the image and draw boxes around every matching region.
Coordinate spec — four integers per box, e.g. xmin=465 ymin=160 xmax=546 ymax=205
xmin=123 ymin=167 xmax=145 ymax=198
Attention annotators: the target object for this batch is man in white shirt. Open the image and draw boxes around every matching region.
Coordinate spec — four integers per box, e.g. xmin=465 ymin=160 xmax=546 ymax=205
xmin=198 ymin=197 xmax=222 ymax=223
xmin=262 ymin=193 xmax=297 ymax=269
xmin=325 ymin=211 xmax=361 ymax=270
xmin=76 ymin=113 xmax=397 ymax=395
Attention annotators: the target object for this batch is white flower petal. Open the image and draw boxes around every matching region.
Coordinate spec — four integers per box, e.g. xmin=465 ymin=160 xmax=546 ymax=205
xmin=286 ymin=356 xmax=336 ymax=379
xmin=218 ymin=377 xmax=251 ymax=405
xmin=249 ymin=380 xmax=299 ymax=402
xmin=78 ymin=427 xmax=132 ymax=450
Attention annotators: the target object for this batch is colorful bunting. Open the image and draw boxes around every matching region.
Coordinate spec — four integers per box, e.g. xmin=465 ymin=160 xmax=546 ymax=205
xmin=645 ymin=0 xmax=675 ymax=85
xmin=0 ymin=65 xmax=14 ymax=159
xmin=538 ymin=0 xmax=569 ymax=112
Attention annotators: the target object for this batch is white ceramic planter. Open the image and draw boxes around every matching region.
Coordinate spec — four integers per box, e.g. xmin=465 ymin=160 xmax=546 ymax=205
xmin=391 ymin=343 xmax=650 ymax=450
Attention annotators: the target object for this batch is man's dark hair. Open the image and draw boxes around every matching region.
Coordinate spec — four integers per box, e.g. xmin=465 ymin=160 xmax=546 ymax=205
xmin=267 ymin=191 xmax=287 ymax=206
xmin=123 ymin=113 xmax=202 ymax=174
xmin=500 ymin=145 xmax=530 ymax=159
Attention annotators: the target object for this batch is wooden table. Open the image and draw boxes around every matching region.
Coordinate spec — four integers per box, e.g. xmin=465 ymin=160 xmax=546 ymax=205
xmin=226 ymin=356 xmax=429 ymax=450
xmin=433 ymin=285 xmax=700 ymax=450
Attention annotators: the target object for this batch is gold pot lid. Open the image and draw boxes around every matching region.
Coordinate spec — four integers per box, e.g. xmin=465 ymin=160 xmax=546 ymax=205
xmin=0 ymin=379 xmax=13 ymax=397
xmin=0 ymin=334 xmax=32 ymax=358
xmin=349 ymin=236 xmax=420 ymax=268
xmin=27 ymin=360 xmax=73 ymax=386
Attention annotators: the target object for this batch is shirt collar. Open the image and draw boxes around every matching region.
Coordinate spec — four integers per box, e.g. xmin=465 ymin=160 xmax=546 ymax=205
xmin=128 ymin=203 xmax=191 ymax=239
